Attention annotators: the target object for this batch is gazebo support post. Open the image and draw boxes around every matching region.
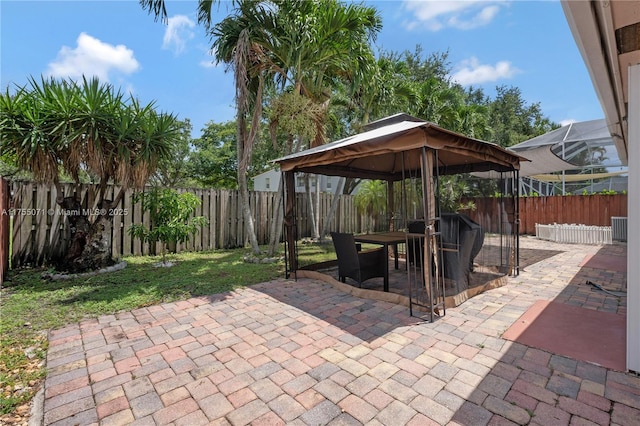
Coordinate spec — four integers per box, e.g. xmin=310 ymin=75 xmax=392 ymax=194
xmin=514 ymin=168 xmax=520 ymax=276
xmin=387 ymin=180 xmax=394 ymax=231
xmin=420 ymin=147 xmax=444 ymax=321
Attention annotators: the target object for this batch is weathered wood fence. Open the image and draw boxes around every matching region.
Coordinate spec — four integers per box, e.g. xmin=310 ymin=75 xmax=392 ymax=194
xmin=0 ymin=180 xmax=629 ymax=271
xmin=0 ymin=178 xmax=8 ymax=283
xmin=4 ymin=181 xmax=367 ymax=268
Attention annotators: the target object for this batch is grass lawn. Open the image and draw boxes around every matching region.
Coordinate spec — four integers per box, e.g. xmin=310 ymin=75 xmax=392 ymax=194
xmin=0 ymin=243 xmax=340 ymax=419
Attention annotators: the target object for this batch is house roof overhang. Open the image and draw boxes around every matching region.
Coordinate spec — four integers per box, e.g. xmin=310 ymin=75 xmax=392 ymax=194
xmin=562 ymin=0 xmax=640 ymax=165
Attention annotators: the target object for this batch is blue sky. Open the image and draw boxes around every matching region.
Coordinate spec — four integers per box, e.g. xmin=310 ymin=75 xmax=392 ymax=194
xmin=1 ymin=1 xmax=603 ymax=139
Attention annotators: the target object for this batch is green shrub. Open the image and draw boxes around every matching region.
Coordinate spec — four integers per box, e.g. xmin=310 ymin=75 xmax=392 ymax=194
xmin=129 ymin=188 xmax=208 ymax=262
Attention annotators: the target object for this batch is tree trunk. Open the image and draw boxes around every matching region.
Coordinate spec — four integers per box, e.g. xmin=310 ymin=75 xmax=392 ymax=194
xmin=266 ymin=177 xmax=284 ymax=256
xmin=237 ymin=118 xmax=261 ymax=255
xmin=59 ymin=196 xmax=116 ymax=273
xmin=239 ymin=172 xmax=261 ymax=254
xmin=77 ymin=212 xmax=114 ymax=271
xmin=266 ymin=135 xmax=299 ymax=256
xmin=320 ymin=177 xmax=346 ymax=241
xmin=305 ymin=174 xmax=320 ymax=240
xmin=313 ymin=179 xmax=320 ymax=239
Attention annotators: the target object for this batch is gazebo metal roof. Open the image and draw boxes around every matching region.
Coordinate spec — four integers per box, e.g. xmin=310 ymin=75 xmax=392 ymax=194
xmin=275 ymin=117 xmax=526 ymax=180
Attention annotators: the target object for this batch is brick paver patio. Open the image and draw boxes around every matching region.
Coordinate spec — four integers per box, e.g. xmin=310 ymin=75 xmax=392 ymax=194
xmin=40 ymin=237 xmax=639 ymax=425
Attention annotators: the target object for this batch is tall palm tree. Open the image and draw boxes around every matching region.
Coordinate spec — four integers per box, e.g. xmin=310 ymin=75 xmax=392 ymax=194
xmin=0 ymin=76 xmax=179 ymax=271
xmin=260 ymin=0 xmax=381 ymax=247
xmin=210 ymin=0 xmax=381 ymax=252
xmin=210 ymin=1 xmax=276 ymax=254
xmin=267 ymin=0 xmax=381 ymax=145
xmin=145 ymin=0 xmax=275 ymax=255
xmin=142 ymin=0 xmax=381 ymax=253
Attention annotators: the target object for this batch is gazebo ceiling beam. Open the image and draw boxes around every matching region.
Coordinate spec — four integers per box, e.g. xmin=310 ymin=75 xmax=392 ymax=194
xmin=292 ymin=165 xmax=406 ymax=181
xmin=438 ymin=163 xmax=516 ymax=176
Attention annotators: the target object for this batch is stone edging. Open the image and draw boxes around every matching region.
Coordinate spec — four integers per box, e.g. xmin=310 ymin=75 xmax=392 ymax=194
xmin=296 ymin=269 xmax=508 ymax=310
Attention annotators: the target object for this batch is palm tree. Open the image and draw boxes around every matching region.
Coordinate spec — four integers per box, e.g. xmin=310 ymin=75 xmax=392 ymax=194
xmin=142 ymin=0 xmax=381 ymax=254
xmin=414 ymin=77 xmax=463 ymax=128
xmin=268 ymin=0 xmax=381 ymax=144
xmin=210 ymin=0 xmax=381 ymax=253
xmin=0 ymin=76 xmax=180 ymax=271
xmin=262 ymin=0 xmax=381 ymax=248
xmin=210 ymin=0 xmax=277 ymax=254
xmin=456 ymin=103 xmax=490 ymax=139
xmin=354 ymin=180 xmax=387 ymax=233
xmin=341 ymin=52 xmax=416 ymax=130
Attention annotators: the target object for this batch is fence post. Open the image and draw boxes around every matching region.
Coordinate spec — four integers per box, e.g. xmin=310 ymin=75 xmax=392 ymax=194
xmin=0 ymin=177 xmax=9 ymax=284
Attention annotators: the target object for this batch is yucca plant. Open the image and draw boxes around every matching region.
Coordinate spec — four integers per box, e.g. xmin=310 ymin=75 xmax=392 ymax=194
xmin=0 ymin=76 xmax=181 ymax=272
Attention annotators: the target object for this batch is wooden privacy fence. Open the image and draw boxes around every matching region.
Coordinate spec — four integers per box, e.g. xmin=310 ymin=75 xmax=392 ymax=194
xmin=466 ymin=194 xmax=628 ymax=235
xmin=6 ymin=181 xmax=367 ymax=268
xmin=3 ymin=181 xmax=629 ymax=269
xmin=0 ymin=178 xmax=9 ymax=283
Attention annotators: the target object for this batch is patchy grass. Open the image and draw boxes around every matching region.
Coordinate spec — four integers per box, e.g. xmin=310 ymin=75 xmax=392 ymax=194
xmin=0 ymin=240 xmax=352 ymax=419
xmin=295 ymin=238 xmax=378 ymax=268
xmin=0 ymin=248 xmax=285 ymax=419
xmin=297 ymin=239 xmax=337 ymax=267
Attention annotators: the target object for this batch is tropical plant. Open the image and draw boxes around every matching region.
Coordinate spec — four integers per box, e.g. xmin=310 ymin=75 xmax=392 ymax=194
xmin=488 ymin=85 xmax=556 ymax=147
xmin=438 ymin=175 xmax=476 ymax=213
xmin=264 ymin=0 xmax=381 ymax=250
xmin=354 ymin=180 xmax=387 ymax=233
xmin=0 ymin=76 xmax=180 ymax=272
xmin=189 ymin=120 xmax=239 ymax=189
xmin=210 ymin=0 xmax=381 ymax=253
xmin=211 ymin=0 xmax=280 ymax=255
xmin=150 ymin=119 xmax=195 ymax=188
xmin=129 ymin=188 xmax=207 ymax=264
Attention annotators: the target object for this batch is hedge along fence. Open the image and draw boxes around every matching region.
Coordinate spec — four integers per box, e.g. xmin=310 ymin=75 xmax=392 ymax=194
xmin=5 ymin=181 xmax=368 ymax=268
xmin=465 ymin=194 xmax=628 ymax=235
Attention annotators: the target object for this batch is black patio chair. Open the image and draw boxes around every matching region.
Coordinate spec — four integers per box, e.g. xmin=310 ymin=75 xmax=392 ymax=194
xmin=330 ymin=232 xmax=386 ymax=287
xmin=406 ymin=216 xmax=482 ymax=292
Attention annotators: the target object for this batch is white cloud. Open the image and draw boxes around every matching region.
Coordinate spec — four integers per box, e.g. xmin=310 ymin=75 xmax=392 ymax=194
xmin=450 ymin=57 xmax=519 ymax=85
xmin=198 ymin=45 xmax=221 ymax=69
xmin=403 ymin=1 xmax=507 ymax=31
xmin=199 ymin=60 xmax=218 ymax=69
xmin=46 ymin=33 xmax=140 ymax=82
xmin=162 ymin=15 xmax=195 ymax=55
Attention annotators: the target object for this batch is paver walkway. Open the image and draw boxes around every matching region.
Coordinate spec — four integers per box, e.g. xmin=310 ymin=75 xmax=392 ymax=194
xmin=39 ymin=238 xmax=639 ymax=425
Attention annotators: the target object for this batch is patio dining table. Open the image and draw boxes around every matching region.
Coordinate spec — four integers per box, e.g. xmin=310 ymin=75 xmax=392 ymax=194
xmin=354 ymin=231 xmax=407 ymax=292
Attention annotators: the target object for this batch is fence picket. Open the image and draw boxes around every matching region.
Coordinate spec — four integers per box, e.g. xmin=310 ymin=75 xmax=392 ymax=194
xmin=34 ymin=184 xmax=49 ymax=265
xmin=16 ymin=183 xmax=34 ymax=267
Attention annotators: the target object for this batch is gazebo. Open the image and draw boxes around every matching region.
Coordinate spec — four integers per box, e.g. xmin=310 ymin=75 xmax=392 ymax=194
xmin=274 ymin=114 xmax=526 ymax=320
